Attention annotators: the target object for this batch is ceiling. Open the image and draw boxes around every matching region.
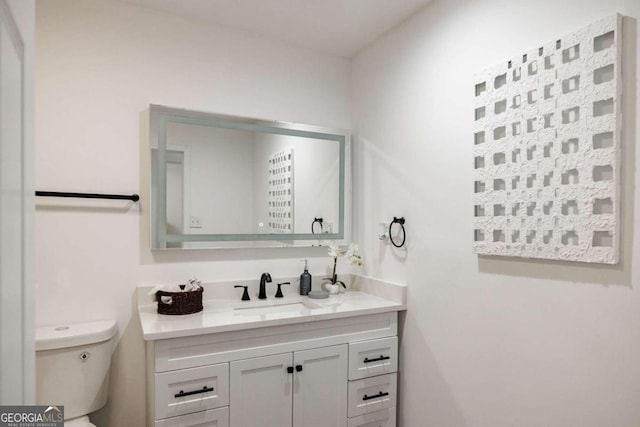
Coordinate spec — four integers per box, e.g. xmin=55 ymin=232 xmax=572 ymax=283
xmin=118 ymin=0 xmax=433 ymax=58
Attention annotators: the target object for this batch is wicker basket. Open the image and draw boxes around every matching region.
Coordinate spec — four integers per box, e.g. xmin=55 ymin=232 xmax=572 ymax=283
xmin=156 ymin=287 xmax=203 ymax=315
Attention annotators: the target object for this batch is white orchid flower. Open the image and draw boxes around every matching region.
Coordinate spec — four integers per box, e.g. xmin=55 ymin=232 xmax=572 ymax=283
xmin=324 ymin=242 xmax=364 ymax=290
xmin=328 ymin=244 xmax=346 ymax=258
xmin=346 ymin=243 xmax=364 ymax=267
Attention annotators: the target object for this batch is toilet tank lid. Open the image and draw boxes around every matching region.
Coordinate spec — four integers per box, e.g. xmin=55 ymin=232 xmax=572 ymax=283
xmin=36 ymin=320 xmax=117 ymax=351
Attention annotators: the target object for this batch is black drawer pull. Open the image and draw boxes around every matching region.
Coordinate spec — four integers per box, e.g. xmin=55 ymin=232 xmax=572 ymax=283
xmin=174 ymin=386 xmax=213 ymax=398
xmin=363 ymin=391 xmax=389 ymax=401
xmin=363 ymin=355 xmax=390 ymax=363
xmin=296 ymin=365 xmax=303 ymax=372
xmin=287 ymin=366 xmax=294 ymax=374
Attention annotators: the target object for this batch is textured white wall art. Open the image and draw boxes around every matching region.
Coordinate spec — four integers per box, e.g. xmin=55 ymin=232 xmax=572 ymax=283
xmin=472 ymin=15 xmax=621 ymax=264
xmin=268 ymin=149 xmax=294 ymax=233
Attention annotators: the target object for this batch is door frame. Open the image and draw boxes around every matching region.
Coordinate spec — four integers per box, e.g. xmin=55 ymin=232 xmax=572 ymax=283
xmin=0 ymin=0 xmax=34 ymax=404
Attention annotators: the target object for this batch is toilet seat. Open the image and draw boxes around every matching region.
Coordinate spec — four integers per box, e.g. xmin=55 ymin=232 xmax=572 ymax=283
xmin=64 ymin=415 xmax=96 ymax=427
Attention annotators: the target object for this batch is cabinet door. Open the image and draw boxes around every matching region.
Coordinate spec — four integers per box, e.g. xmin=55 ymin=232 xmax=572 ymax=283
xmin=230 ymin=353 xmax=293 ymax=427
xmin=293 ymin=344 xmax=348 ymax=427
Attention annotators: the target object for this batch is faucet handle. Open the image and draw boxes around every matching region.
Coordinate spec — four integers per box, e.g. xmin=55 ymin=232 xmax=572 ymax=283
xmin=234 ymin=285 xmax=250 ymax=301
xmin=275 ymin=282 xmax=291 ymax=298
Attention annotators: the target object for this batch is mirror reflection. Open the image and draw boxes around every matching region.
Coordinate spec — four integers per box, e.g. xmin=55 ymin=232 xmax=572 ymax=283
xmin=150 ymin=105 xmax=349 ymax=249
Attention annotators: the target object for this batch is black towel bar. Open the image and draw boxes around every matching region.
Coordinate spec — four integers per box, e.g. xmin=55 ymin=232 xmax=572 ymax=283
xmin=35 ymin=191 xmax=140 ymax=202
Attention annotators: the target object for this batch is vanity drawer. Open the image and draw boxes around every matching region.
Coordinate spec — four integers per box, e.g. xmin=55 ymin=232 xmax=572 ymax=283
xmin=347 ymin=407 xmax=396 ymax=427
xmin=155 ymin=363 xmax=229 ymax=420
xmin=348 ymin=337 xmax=397 ymax=380
xmin=155 ymin=407 xmax=229 ymax=427
xmin=347 ymin=373 xmax=397 ymax=418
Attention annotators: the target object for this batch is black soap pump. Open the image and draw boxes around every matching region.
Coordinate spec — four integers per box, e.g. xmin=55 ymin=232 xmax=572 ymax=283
xmin=300 ymin=259 xmax=312 ymax=295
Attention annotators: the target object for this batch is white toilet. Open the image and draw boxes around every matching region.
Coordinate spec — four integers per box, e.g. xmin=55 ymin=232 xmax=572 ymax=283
xmin=36 ymin=320 xmax=118 ymax=427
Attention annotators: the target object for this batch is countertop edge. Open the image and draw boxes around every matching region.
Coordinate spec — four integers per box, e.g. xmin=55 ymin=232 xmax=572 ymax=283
xmin=140 ymin=301 xmax=406 ymax=341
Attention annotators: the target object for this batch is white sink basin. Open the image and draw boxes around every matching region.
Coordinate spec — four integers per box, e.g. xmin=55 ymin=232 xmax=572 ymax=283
xmin=233 ymin=299 xmax=319 ymax=317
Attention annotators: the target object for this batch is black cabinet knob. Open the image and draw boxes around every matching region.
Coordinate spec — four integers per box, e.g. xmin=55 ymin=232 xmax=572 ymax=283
xmin=296 ymin=365 xmax=303 ymax=372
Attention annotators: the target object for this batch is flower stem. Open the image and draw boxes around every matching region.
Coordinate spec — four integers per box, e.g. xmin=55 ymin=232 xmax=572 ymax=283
xmin=332 ymin=257 xmax=337 ymax=283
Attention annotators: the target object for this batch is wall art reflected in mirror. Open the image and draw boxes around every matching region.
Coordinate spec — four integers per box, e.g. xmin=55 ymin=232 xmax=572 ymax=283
xmin=150 ymin=105 xmax=350 ymax=249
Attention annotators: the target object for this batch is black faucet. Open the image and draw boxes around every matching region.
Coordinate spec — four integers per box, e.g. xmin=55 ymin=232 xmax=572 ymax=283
xmin=259 ymin=273 xmax=272 ymax=299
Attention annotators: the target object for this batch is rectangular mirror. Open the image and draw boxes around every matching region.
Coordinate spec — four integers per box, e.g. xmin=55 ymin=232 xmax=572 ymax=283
xmin=150 ymin=105 xmax=350 ymax=249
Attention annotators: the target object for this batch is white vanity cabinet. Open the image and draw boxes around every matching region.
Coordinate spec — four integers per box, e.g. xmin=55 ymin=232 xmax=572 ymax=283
xmin=145 ymin=311 xmax=399 ymax=427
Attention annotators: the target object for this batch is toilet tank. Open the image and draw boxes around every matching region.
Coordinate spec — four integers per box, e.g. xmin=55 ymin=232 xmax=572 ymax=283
xmin=36 ymin=320 xmax=117 ymax=420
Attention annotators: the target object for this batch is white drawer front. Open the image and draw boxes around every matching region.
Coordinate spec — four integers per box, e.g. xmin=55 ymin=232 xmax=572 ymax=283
xmin=155 ymin=407 xmax=229 ymax=427
xmin=348 ymin=373 xmax=397 ymax=418
xmin=348 ymin=337 xmax=398 ymax=380
xmin=347 ymin=407 xmax=396 ymax=427
xmin=156 ymin=363 xmax=229 ymax=420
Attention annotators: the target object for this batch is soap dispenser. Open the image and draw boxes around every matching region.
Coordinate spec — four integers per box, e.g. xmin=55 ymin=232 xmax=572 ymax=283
xmin=300 ymin=259 xmax=312 ymax=295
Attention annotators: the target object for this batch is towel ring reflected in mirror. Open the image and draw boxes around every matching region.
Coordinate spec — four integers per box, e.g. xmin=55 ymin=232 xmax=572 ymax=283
xmin=311 ymin=217 xmax=324 ymax=234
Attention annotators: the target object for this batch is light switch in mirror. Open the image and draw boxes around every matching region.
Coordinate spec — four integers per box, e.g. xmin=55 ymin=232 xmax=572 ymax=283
xmin=150 ymin=105 xmax=350 ymax=249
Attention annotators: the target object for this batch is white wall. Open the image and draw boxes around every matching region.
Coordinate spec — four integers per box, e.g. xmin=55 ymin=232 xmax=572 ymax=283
xmin=34 ymin=0 xmax=350 ymax=425
xmin=253 ymin=133 xmax=340 ymax=234
xmin=352 ymin=0 xmax=640 ymax=426
xmin=291 ymin=137 xmax=340 ymax=234
xmin=168 ymin=123 xmax=255 ymax=235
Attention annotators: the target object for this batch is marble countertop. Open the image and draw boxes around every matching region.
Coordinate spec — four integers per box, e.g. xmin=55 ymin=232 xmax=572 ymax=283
xmin=138 ymin=276 xmax=407 ymax=340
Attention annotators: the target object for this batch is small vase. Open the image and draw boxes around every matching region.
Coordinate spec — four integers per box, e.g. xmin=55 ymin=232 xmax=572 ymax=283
xmin=323 ymin=283 xmax=341 ymax=295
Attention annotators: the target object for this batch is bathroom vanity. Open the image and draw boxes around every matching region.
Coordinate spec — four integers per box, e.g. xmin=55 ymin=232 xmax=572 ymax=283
xmin=138 ymin=278 xmax=406 ymax=427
